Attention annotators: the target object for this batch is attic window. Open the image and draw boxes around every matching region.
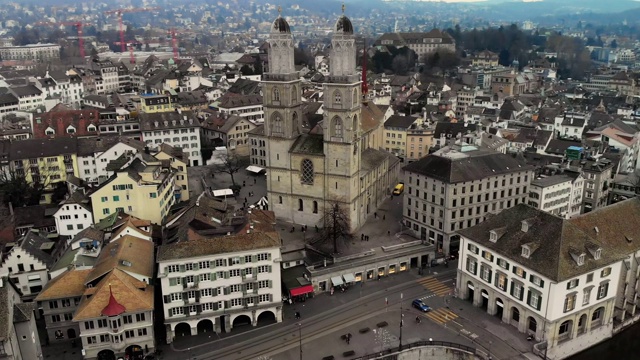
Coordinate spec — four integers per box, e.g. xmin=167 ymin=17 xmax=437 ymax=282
xmin=521 ymin=245 xmax=531 ymax=259
xmin=88 ymin=124 xmax=96 ymax=132
xmin=578 ymin=254 xmax=585 ymax=266
xmin=594 ymin=248 xmax=601 ymax=260
xmin=121 ymin=260 xmax=132 ymax=267
xmin=489 ymin=230 xmax=497 ymax=242
xmin=45 ymin=127 xmax=55 ymax=135
xmin=521 ymin=220 xmax=529 ymax=233
xmin=67 ymin=126 xmax=76 ymax=134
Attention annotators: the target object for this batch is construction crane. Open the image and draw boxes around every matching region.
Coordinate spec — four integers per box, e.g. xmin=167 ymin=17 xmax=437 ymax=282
xmin=104 ymin=7 xmax=161 ymax=53
xmin=168 ymin=28 xmax=178 ymax=62
xmin=35 ymin=21 xmax=91 ymax=59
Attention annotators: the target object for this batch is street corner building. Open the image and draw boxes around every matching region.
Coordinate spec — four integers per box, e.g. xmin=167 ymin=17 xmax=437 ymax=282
xmin=455 ymin=198 xmax=640 ymax=360
xmin=157 ymin=215 xmax=283 ymax=344
xmin=257 ymin=11 xmax=401 ymax=231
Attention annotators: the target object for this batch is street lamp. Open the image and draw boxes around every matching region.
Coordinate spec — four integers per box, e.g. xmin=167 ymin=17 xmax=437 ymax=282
xmin=399 ymin=292 xmax=404 ymax=351
xmin=298 ymin=322 xmax=303 ymax=360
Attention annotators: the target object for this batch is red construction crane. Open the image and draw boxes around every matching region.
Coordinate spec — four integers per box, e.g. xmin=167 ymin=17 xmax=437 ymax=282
xmin=168 ymin=28 xmax=178 ymax=62
xmin=35 ymin=21 xmax=91 ymax=59
xmin=104 ymin=7 xmax=161 ymax=53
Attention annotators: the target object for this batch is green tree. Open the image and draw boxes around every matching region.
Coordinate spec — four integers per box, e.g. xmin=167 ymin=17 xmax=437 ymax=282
xmin=0 ymin=169 xmax=49 ymax=207
xmin=214 ymin=152 xmax=249 ymax=188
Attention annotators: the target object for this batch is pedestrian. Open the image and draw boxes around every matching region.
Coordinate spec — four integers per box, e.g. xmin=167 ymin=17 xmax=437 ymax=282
xmin=244 ymin=197 xmax=247 ymax=203
xmin=346 ymin=335 xmax=350 ymax=344
xmin=243 ymin=180 xmax=246 ymax=187
xmin=374 ymin=212 xmax=378 ymax=219
xmin=388 ymin=230 xmax=391 ymax=236
xmin=366 ymin=235 xmax=370 ymax=241
xmin=383 ymin=214 xmax=386 ymax=220
xmin=315 ymin=225 xmax=319 ymax=232
xmin=254 ymin=178 xmax=257 ymax=184
xmin=361 ymin=234 xmax=364 ymax=241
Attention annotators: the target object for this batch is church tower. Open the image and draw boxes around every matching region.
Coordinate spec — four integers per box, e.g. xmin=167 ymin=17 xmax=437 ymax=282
xmin=263 ymin=11 xmax=302 ymax=167
xmin=323 ymin=7 xmax=361 ymax=207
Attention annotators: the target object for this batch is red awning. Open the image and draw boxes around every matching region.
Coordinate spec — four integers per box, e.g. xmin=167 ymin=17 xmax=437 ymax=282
xmin=290 ymin=285 xmax=314 ymax=297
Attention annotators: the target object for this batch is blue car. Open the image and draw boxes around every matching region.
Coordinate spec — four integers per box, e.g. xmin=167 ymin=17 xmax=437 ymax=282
xmin=412 ymin=299 xmax=431 ymax=312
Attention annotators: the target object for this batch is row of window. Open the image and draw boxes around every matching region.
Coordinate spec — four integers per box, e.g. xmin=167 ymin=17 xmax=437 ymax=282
xmin=165 ymin=256 xmax=272 ymax=273
xmin=84 ymin=313 xmax=147 ymax=330
xmin=165 ymin=281 xmax=272 ymax=302
xmin=86 ymin=328 xmax=148 ymax=345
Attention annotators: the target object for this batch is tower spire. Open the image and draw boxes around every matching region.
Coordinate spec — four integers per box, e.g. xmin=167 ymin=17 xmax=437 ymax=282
xmin=278 ymin=5 xmax=282 ymax=16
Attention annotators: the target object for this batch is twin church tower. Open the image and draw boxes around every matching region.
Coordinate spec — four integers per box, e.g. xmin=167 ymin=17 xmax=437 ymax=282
xmin=262 ymin=8 xmax=399 ymax=232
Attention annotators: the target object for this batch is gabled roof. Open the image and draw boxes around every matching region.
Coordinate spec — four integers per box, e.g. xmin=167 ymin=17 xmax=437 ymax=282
xmin=15 ymin=231 xmax=55 ymax=268
xmin=35 ymin=269 xmax=92 ymax=301
xmin=73 ymin=269 xmax=153 ymax=321
xmin=84 ymin=235 xmax=154 ymax=285
xmin=9 ymin=137 xmax=78 ymax=160
xmin=384 ymin=115 xmax=418 ymax=129
xmin=33 ymin=108 xmax=101 ymax=139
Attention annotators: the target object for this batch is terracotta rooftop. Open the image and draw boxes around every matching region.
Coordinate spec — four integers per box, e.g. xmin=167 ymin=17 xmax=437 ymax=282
xmin=85 ymin=235 xmax=154 ymax=285
xmin=35 ymin=269 xmax=92 ymax=301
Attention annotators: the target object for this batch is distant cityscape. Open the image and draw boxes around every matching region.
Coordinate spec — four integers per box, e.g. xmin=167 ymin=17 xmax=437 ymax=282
xmin=0 ymin=1 xmax=640 ymax=360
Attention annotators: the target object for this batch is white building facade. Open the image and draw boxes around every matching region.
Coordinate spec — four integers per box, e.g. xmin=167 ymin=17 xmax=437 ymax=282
xmin=53 ymin=202 xmax=94 ymax=238
xmin=139 ymin=111 xmax=203 ymax=166
xmin=157 ymin=236 xmax=283 ymax=343
xmin=456 ymin=204 xmax=623 ymax=360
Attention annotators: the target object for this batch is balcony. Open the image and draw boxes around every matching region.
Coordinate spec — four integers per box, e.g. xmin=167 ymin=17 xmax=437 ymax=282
xmin=65 ymin=167 xmax=74 ymax=173
xmin=241 ymin=275 xmax=255 ymax=283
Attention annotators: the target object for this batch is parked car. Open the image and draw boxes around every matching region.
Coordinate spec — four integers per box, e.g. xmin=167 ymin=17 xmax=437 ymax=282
xmin=412 ymin=299 xmax=431 ymax=312
xmin=393 ymin=182 xmax=405 ymax=195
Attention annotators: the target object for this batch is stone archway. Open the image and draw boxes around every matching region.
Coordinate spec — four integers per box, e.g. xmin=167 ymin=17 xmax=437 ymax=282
xmin=257 ymin=310 xmax=277 ymax=326
xmin=125 ymin=345 xmax=144 ymax=360
xmin=175 ymin=322 xmax=192 ymax=337
xmin=197 ymin=319 xmax=214 ymax=334
xmin=480 ymin=289 xmax=489 ymax=310
xmin=466 ymin=281 xmax=475 ymax=302
xmin=97 ymin=350 xmax=116 ymax=360
xmin=495 ymin=297 xmax=504 ymax=319
xmin=511 ymin=307 xmax=520 ymax=327
xmin=528 ymin=316 xmax=538 ymax=334
xmin=232 ymin=314 xmax=252 ymax=328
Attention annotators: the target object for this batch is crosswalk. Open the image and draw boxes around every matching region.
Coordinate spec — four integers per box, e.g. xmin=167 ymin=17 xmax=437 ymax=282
xmin=424 ymin=307 xmax=459 ymax=325
xmin=416 ymin=276 xmax=452 ymax=296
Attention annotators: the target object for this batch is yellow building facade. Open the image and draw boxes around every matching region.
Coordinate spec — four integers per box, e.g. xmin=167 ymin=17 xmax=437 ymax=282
xmin=154 ymin=144 xmax=190 ymax=201
xmin=90 ymin=158 xmax=178 ymax=224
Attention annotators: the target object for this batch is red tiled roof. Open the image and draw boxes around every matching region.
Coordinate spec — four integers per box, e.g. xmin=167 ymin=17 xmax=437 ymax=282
xmin=33 ymin=109 xmax=100 ymax=139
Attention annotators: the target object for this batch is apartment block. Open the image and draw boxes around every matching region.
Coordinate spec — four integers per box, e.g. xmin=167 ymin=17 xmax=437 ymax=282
xmin=528 ymin=173 xmax=584 ymax=218
xmin=157 ymin=227 xmax=283 ymax=343
xmin=402 ymin=145 xmax=534 ymax=254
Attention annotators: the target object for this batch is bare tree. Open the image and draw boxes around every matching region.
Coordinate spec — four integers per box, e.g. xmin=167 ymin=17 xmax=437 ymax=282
xmin=318 ymin=201 xmax=352 ymax=254
xmin=214 ymin=152 xmax=249 ymax=188
xmin=0 ymin=167 xmax=53 ymax=207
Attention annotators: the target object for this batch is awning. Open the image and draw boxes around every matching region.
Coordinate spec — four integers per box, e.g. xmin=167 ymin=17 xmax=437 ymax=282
xmin=342 ymin=273 xmax=356 ymax=283
xmin=482 ymin=291 xmax=489 ymax=299
xmin=246 ymin=165 xmax=265 ymax=174
xmin=496 ymin=299 xmax=504 ymax=307
xmin=212 ymin=189 xmax=233 ymax=197
xmin=331 ymin=276 xmax=344 ymax=287
xmin=290 ymin=285 xmax=314 ymax=297
xmin=468 ymin=284 xmax=475 ymax=290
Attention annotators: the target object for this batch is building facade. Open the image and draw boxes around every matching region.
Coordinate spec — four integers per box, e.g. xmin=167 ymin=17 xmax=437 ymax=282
xmin=139 ymin=111 xmax=203 ymax=166
xmin=402 ymin=146 xmax=534 ymax=254
xmin=0 ymin=277 xmax=43 ymax=360
xmin=456 ymin=203 xmax=630 ymax=360
xmin=528 ymin=173 xmax=584 ymax=218
xmin=0 ymin=43 xmax=60 ymax=62
xmin=53 ymin=193 xmax=94 ymax=238
xmin=157 ymin=234 xmax=283 ymax=343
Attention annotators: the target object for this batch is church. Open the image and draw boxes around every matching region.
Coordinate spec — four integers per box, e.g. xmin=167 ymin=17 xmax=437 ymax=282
xmin=261 ymin=10 xmax=400 ymax=231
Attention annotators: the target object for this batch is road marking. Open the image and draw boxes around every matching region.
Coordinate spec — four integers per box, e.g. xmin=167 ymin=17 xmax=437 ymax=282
xmin=416 ymin=277 xmax=453 ymax=296
xmin=424 ymin=307 xmax=458 ymax=325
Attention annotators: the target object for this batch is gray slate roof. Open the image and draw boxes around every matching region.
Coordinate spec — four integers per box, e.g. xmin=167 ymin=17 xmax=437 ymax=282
xmin=17 ymin=231 xmax=55 ymax=268
xmin=384 ymin=115 xmax=417 ymax=129
xmin=403 ymin=147 xmax=533 ymax=184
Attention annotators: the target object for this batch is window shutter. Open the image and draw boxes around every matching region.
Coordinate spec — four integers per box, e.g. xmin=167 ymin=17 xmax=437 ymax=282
xmin=224 ymin=271 xmax=229 ymax=279
xmin=481 ymin=250 xmax=486 ymax=258
xmin=269 ymin=280 xmax=273 ymax=288
xmin=510 ymin=282 xmax=514 ymax=297
xmin=536 ymin=295 xmax=542 ymax=310
xmin=241 ymin=269 xmax=245 ymax=276
xmin=527 ymin=291 xmax=531 ymax=306
xmin=268 ymin=253 xmax=272 ymax=260
xmin=211 ymin=272 xmax=216 ymax=281
xmin=163 ymin=295 xmax=170 ymax=304
xmin=566 ymin=282 xmax=570 ymax=290
xmin=169 ymin=278 xmax=177 ymax=286
xmin=488 ymin=270 xmax=492 ymax=283
xmin=210 ymin=260 xmax=216 ymax=269
xmin=196 ymin=304 xmax=202 ymax=313
xmin=522 ymin=270 xmax=527 ymax=278
xmin=213 ymin=302 xmax=219 ymax=311
xmin=539 ymin=279 xmax=545 ymax=288
xmin=224 ymin=301 xmax=230 ymax=309
xmin=224 ymin=287 xmax=230 ymax=295
xmin=179 ymin=264 xmax=186 ymax=272
xmin=529 ymin=275 xmax=534 ymax=282
xmin=563 ymin=297 xmax=568 ymax=312
xmin=194 ymin=263 xmax=199 ymax=270
xmin=268 ymin=265 xmax=272 ymax=273
xmin=252 ymin=255 xmax=258 ymax=262
xmin=240 ymin=257 xmax=245 ymax=264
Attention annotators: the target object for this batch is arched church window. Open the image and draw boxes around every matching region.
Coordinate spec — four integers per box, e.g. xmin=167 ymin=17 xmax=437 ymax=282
xmin=273 ymin=88 xmax=280 ymax=102
xmin=272 ymin=112 xmax=283 ymax=134
xmin=291 ymin=85 xmax=298 ymax=104
xmin=292 ymin=112 xmax=299 ymax=134
xmin=334 ymin=90 xmax=342 ymax=104
xmin=352 ymin=115 xmax=358 ymax=133
xmin=301 ymin=159 xmax=314 ymax=185
xmin=353 ymin=88 xmax=358 ymax=105
xmin=331 ymin=117 xmax=343 ymax=139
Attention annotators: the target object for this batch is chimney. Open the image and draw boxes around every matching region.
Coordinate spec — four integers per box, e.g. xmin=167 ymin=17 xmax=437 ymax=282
xmin=144 ymin=146 xmax=150 ymax=154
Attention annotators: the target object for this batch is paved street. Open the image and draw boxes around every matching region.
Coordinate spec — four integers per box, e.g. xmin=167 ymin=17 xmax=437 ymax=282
xmin=159 ymin=264 xmax=537 ymax=360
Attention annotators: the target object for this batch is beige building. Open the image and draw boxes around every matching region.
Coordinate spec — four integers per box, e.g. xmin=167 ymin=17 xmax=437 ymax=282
xmin=406 ymin=128 xmax=434 ymax=162
xmin=374 ymin=30 xmax=456 ymax=57
xmin=90 ymin=154 xmax=178 ymax=225
xmin=259 ymin=14 xmax=400 ymax=230
xmin=0 ymin=277 xmax=43 ymax=360
xmin=383 ymin=115 xmax=421 ymax=158
xmin=154 ymin=144 xmax=190 ymax=202
xmin=202 ymin=114 xmax=257 ymax=157
xmin=0 ymin=43 xmax=60 ymax=62
xmin=402 ymin=145 xmax=534 ymax=254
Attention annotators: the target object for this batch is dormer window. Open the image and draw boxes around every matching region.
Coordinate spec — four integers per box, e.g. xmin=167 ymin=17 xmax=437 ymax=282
xmin=87 ymin=124 xmax=96 ymax=132
xmin=45 ymin=127 xmax=55 ymax=135
xmin=521 ymin=246 xmax=531 ymax=259
xmin=594 ymin=248 xmax=601 ymax=260
xmin=578 ymin=254 xmax=585 ymax=266
xmin=489 ymin=230 xmax=497 ymax=242
xmin=521 ymin=220 xmax=529 ymax=232
xmin=66 ymin=125 xmax=76 ymax=134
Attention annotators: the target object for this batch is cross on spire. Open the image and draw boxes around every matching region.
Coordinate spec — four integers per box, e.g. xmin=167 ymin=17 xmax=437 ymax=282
xmin=342 ymin=3 xmax=346 ymax=14
xmin=278 ymin=6 xmax=282 ymax=15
